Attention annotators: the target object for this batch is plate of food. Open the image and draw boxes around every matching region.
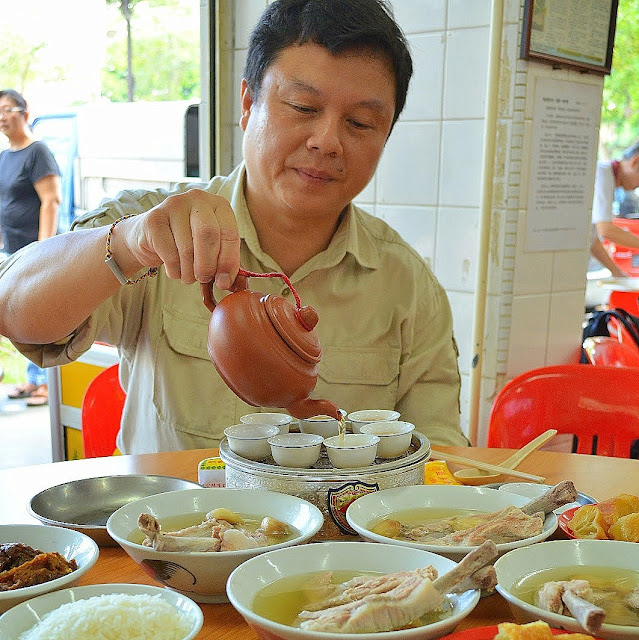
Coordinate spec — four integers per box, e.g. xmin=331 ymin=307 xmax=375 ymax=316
xmin=346 ymin=481 xmax=578 ymax=560
xmin=558 ymin=493 xmax=639 ymax=542
xmin=440 ymin=620 xmax=604 ymax=638
xmin=0 ymin=524 xmax=99 ymax=614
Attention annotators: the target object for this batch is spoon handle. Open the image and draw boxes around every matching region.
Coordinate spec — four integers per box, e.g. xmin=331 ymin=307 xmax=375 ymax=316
xmin=430 ymin=450 xmax=546 ymax=482
xmin=498 ymin=429 xmax=558 ymax=469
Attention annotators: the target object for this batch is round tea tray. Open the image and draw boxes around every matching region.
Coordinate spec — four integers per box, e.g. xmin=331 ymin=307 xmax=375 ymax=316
xmin=220 ymin=431 xmax=431 ymax=541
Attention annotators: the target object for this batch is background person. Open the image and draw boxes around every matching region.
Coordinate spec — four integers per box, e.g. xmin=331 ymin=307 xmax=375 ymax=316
xmin=590 ymin=140 xmax=639 ymax=274
xmin=0 ymin=89 xmax=61 ymax=406
xmin=0 ymin=0 xmax=468 ymax=451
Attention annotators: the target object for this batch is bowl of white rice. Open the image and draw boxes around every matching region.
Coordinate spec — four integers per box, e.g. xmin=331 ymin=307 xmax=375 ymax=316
xmin=0 ymin=583 xmax=203 ymax=640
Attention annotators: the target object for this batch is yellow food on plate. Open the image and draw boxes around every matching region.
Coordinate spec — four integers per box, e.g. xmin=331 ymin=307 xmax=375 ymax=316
xmin=597 ymin=493 xmax=639 ymax=529
xmin=608 ymin=511 xmax=639 ymax=542
xmin=567 ymin=493 xmax=639 ymax=541
xmin=494 ymin=620 xmax=596 ymax=639
xmin=567 ymin=504 xmax=608 ymax=539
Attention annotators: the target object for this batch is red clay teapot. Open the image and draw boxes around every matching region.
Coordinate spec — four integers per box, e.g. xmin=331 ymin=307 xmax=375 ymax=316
xmin=201 ymin=269 xmax=340 ymax=420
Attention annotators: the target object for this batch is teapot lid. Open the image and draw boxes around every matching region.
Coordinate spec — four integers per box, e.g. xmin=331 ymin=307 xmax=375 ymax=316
xmin=264 ymin=295 xmax=321 ymax=364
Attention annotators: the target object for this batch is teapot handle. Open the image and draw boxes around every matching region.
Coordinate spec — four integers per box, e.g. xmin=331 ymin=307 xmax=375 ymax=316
xmin=200 ymin=271 xmax=249 ymax=313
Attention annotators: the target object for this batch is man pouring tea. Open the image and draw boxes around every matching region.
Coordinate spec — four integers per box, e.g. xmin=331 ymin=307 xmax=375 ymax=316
xmin=0 ymin=0 xmax=468 ymax=453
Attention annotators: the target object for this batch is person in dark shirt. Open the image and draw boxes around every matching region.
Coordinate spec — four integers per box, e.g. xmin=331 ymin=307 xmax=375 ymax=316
xmin=0 ymin=89 xmax=61 ymax=405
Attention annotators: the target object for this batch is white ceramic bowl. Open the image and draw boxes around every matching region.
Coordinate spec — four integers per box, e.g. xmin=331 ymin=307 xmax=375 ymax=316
xmin=359 ymin=421 xmax=415 ymax=458
xmin=223 ymin=423 xmax=280 ymax=461
xmin=240 ymin=412 xmax=294 ymax=435
xmin=346 ymin=485 xmax=558 ymax=561
xmin=106 ymin=487 xmax=324 ymax=603
xmin=347 ymin=409 xmax=401 ymax=433
xmin=323 ymin=433 xmax=380 ymax=468
xmin=494 ymin=539 xmax=639 ymax=640
xmin=268 ymin=433 xmax=324 ymax=468
xmin=0 ymin=583 xmax=203 ymax=639
xmin=226 ymin=541 xmax=481 ymax=640
xmin=299 ymin=415 xmax=340 ymax=439
xmin=0 ymin=524 xmax=99 ymax=614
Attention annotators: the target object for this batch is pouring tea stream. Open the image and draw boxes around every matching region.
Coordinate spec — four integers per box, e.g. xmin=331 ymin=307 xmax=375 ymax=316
xmin=201 ymin=268 xmax=341 ymax=420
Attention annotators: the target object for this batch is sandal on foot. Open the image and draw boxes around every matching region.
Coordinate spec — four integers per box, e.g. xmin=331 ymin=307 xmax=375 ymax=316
xmin=26 ymin=385 xmax=48 ymax=407
xmin=7 ymin=383 xmax=38 ymax=400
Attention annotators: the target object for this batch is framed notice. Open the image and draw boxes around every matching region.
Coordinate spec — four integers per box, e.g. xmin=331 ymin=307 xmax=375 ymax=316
xmin=521 ymin=0 xmax=618 ymax=75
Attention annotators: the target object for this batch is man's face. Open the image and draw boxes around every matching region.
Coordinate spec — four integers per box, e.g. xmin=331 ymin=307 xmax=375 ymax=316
xmin=0 ymin=97 xmax=26 ymax=140
xmin=240 ymin=42 xmax=396 ymax=222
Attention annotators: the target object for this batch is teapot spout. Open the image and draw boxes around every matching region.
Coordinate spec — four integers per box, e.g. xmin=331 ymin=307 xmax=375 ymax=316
xmin=287 ymin=398 xmax=341 ymax=420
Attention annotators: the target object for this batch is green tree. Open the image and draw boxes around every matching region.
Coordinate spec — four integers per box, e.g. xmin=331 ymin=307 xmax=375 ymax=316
xmin=103 ymin=0 xmax=198 ymax=103
xmin=0 ymin=28 xmax=65 ymax=93
xmin=102 ymin=31 xmax=199 ymax=102
xmin=105 ymin=0 xmax=142 ymax=101
xmin=601 ymin=0 xmax=639 ymax=157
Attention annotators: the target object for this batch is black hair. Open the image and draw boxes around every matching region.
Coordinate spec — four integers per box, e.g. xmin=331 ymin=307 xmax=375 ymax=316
xmin=0 ymin=89 xmax=27 ymax=111
xmin=244 ymin=0 xmax=413 ymax=128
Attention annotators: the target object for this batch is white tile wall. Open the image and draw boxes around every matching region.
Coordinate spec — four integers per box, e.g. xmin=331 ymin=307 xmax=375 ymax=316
xmin=377 ymin=205 xmax=437 ymax=267
xmin=448 ymin=0 xmax=491 ymax=28
xmin=402 ymin=34 xmax=445 ymax=122
xmin=443 ymin=27 xmax=490 ymax=119
xmin=391 ymin=0 xmax=447 ymax=33
xmin=376 ymin=122 xmax=441 ymax=205
xmin=447 ymin=290 xmax=475 ymax=377
xmin=506 ymin=293 xmax=551 ymax=378
xmin=435 ymin=206 xmax=479 ymax=292
xmin=439 ymin=120 xmax=484 ymax=208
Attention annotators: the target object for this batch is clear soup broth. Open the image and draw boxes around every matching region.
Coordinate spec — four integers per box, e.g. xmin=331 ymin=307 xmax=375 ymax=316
xmin=512 ymin=565 xmax=639 ymax=627
xmin=252 ymin=570 xmax=454 ymax=629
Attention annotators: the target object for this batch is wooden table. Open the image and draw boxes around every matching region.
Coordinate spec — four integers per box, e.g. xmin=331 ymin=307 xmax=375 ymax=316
xmin=1 ymin=447 xmax=637 ymax=638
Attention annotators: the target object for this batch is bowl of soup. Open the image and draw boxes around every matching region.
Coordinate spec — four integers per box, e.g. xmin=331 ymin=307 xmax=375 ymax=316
xmin=346 ymin=484 xmax=559 ymax=561
xmin=226 ymin=541 xmax=482 ymax=640
xmin=106 ymin=488 xmax=323 ymax=603
xmin=494 ymin=539 xmax=639 ymax=640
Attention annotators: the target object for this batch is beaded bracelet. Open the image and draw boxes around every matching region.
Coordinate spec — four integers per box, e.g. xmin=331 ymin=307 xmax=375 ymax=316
xmin=104 ymin=215 xmax=158 ymax=285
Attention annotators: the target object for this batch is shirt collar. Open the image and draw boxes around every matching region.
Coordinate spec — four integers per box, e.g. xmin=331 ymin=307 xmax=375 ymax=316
xmin=223 ymin=162 xmax=380 ymax=272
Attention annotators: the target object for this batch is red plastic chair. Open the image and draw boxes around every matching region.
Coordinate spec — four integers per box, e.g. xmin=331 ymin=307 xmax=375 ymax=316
xmin=582 ymin=336 xmax=639 ymax=367
xmin=608 ymin=290 xmax=639 ymax=315
xmin=487 ymin=364 xmax=639 ymax=457
xmin=606 ymin=218 xmax=639 ymax=277
xmin=81 ymin=364 xmax=125 ymax=458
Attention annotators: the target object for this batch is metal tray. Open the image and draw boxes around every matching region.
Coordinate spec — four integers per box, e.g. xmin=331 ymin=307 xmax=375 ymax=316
xmin=28 ymin=474 xmax=200 ymax=546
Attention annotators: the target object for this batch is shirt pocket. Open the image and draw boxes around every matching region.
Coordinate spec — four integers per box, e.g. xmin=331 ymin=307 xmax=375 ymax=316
xmin=153 ymin=307 xmax=235 ymax=438
xmin=316 ymin=345 xmax=401 ymax=413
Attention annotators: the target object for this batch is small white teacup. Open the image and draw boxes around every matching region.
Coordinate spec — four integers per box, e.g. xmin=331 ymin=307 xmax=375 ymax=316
xmin=299 ymin=414 xmax=340 ymax=439
xmin=359 ymin=420 xmax=414 ymax=459
xmin=240 ymin=412 xmax=293 ymax=435
xmin=323 ymin=433 xmax=380 ymax=469
xmin=224 ymin=424 xmax=280 ymax=461
xmin=268 ymin=433 xmax=323 ymax=468
xmin=347 ymin=409 xmax=401 ymax=434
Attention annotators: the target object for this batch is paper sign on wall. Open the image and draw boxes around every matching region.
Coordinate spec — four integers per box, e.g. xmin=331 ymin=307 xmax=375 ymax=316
xmin=525 ymin=77 xmax=601 ymax=252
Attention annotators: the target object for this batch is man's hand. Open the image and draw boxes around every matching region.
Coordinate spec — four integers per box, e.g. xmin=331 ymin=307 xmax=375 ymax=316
xmin=116 ymin=189 xmax=241 ymax=290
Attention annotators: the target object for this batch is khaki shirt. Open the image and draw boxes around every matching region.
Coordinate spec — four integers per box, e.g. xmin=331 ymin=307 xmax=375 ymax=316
xmin=7 ymin=163 xmax=467 ymax=452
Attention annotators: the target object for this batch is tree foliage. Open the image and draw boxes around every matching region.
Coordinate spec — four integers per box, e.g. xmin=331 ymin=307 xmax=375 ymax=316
xmin=0 ymin=28 xmax=65 ymax=93
xmin=102 ymin=0 xmax=200 ymax=103
xmin=601 ymin=0 xmax=639 ymax=157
